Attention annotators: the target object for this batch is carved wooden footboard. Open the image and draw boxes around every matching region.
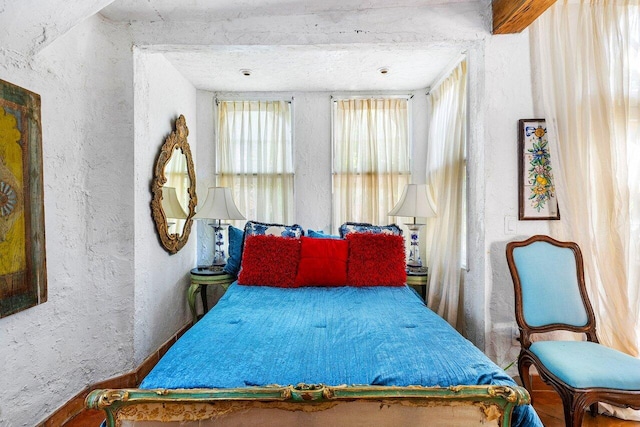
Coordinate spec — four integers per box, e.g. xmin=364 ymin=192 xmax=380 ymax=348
xmin=87 ymin=383 xmax=530 ymax=427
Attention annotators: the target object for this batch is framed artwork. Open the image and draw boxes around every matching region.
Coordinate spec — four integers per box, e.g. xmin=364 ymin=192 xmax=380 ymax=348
xmin=518 ymin=119 xmax=560 ymax=220
xmin=0 ymin=79 xmax=47 ymax=318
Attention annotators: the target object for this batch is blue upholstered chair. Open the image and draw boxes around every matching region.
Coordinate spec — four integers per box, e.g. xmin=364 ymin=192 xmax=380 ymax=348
xmin=506 ymin=235 xmax=640 ymax=427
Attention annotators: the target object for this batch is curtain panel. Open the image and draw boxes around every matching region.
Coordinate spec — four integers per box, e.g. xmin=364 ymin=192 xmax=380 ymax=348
xmin=332 ymin=98 xmax=410 ymax=231
xmin=532 ymin=1 xmax=639 ymax=419
xmin=425 ymin=61 xmax=468 ymax=330
xmin=217 ymin=100 xmax=294 ymax=225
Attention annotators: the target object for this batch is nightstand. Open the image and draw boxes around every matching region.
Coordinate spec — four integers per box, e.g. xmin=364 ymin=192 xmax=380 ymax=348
xmin=188 ymin=267 xmax=235 ymax=323
xmin=406 ymin=267 xmax=429 ymax=302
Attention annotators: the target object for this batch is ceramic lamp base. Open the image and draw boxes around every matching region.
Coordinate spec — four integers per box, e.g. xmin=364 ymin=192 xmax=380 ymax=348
xmin=405 ymin=223 xmax=425 ymax=268
xmin=209 ymin=222 xmax=226 ymax=267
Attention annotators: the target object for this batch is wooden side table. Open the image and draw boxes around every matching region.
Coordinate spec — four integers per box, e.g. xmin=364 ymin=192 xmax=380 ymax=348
xmin=188 ymin=268 xmax=235 ymax=323
xmin=406 ymin=268 xmax=429 ymax=302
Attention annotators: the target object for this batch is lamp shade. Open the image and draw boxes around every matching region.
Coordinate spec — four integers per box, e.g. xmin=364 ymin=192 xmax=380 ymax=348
xmin=161 ymin=186 xmax=188 ymax=219
xmin=388 ymin=184 xmax=437 ymax=219
xmin=193 ymin=187 xmax=246 ymax=220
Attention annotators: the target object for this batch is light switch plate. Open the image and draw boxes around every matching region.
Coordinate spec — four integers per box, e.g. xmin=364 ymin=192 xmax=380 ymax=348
xmin=504 ymin=216 xmax=517 ymax=235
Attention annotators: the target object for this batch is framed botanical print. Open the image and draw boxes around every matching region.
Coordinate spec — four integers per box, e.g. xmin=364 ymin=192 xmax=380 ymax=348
xmin=518 ymin=119 xmax=560 ymax=220
xmin=0 ymin=79 xmax=47 ymax=318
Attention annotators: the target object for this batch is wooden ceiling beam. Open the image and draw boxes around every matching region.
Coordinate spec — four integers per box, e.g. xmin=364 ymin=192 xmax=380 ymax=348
xmin=492 ymin=0 xmax=557 ymax=34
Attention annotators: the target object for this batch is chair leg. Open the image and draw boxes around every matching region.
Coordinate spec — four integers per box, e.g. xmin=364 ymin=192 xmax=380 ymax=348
xmin=517 ymin=357 xmax=533 ymax=404
xmin=559 ymin=391 xmax=587 ymax=427
xmin=570 ymin=402 xmax=586 ymax=427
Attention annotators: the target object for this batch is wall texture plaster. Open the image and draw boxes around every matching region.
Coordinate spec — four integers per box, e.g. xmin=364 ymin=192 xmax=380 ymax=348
xmin=482 ymin=32 xmax=551 ymax=371
xmin=461 ymin=43 xmax=487 ymax=349
xmin=133 ymin=50 xmax=198 ymax=365
xmin=0 ymin=0 xmax=114 ymax=57
xmin=123 ymin=3 xmax=490 ymax=48
xmin=0 ymin=14 xmax=135 ymax=426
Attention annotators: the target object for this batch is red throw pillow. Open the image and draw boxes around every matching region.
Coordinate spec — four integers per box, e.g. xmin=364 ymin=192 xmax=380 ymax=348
xmin=238 ymin=235 xmax=301 ymax=288
xmin=294 ymin=237 xmax=349 ymax=287
xmin=346 ymin=233 xmax=406 ymax=287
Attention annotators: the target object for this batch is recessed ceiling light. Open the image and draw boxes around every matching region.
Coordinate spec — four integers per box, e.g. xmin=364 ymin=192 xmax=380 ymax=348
xmin=240 ymin=69 xmax=252 ymax=76
xmin=378 ymin=67 xmax=390 ymax=75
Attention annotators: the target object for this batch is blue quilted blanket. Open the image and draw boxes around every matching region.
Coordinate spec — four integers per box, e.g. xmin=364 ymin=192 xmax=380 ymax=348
xmin=141 ymin=283 xmax=542 ymax=427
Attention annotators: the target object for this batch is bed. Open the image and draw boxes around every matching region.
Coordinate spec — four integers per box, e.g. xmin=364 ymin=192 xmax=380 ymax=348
xmin=87 ymin=223 xmax=543 ymax=426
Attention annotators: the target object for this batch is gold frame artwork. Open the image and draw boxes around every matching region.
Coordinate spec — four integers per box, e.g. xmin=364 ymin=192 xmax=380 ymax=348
xmin=0 ymin=79 xmax=47 ymax=318
xmin=151 ymin=115 xmax=197 ymax=254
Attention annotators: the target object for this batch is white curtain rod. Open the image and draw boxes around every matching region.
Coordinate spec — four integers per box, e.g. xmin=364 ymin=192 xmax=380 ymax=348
xmin=331 ymin=94 xmax=413 ymax=100
xmin=215 ymin=97 xmax=294 ymax=105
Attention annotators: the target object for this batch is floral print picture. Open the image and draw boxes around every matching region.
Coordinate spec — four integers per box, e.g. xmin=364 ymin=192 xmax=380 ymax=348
xmin=518 ymin=119 xmax=560 ymax=220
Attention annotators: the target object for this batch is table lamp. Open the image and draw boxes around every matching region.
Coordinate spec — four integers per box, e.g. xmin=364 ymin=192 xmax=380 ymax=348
xmin=193 ymin=187 xmax=245 ymax=269
xmin=161 ymin=186 xmax=188 ymax=231
xmin=388 ymin=184 xmax=437 ymax=269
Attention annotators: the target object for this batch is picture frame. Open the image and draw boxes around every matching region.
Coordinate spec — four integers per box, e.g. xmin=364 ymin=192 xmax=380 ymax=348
xmin=518 ymin=119 xmax=560 ymax=220
xmin=0 ymin=79 xmax=47 ymax=318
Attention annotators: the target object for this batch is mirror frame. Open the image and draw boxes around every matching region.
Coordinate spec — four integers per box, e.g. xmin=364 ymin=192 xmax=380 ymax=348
xmin=151 ymin=114 xmax=197 ymax=254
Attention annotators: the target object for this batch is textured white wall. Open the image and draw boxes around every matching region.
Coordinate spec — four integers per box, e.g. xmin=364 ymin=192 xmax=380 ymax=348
xmin=482 ymin=31 xmax=550 ymax=371
xmin=462 ymin=44 xmax=488 ymax=349
xmin=133 ymin=50 xmax=198 ymax=365
xmin=0 ymin=15 xmax=135 ymax=426
xmin=292 ymin=93 xmax=335 ymax=232
xmin=0 ymin=0 xmax=113 ymax=56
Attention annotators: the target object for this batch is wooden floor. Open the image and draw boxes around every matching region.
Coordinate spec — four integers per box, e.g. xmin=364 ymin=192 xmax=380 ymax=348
xmin=534 ymin=391 xmax=640 ymax=426
xmin=531 ymin=379 xmax=640 ymax=427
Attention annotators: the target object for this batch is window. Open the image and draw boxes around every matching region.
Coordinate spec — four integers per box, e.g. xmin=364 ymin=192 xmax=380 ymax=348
xmin=216 ymin=100 xmax=294 ymax=225
xmin=331 ymin=97 xmax=411 ymax=231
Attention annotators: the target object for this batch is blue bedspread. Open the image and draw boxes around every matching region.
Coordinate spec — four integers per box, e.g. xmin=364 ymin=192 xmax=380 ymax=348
xmin=142 ymin=284 xmax=542 ymax=427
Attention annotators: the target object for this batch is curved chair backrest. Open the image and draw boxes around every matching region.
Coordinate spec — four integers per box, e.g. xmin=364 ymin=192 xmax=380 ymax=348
xmin=506 ymin=235 xmax=598 ymax=347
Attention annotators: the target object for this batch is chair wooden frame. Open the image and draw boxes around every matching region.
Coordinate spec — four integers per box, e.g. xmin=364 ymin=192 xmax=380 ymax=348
xmin=506 ymin=235 xmax=640 ymax=427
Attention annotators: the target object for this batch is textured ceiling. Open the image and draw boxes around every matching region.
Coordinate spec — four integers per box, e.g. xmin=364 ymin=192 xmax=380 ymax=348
xmin=154 ymin=44 xmax=464 ymax=92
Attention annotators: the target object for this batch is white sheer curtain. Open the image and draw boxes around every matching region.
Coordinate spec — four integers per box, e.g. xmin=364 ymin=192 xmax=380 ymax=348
xmin=425 ymin=61 xmax=467 ymax=329
xmin=217 ymin=100 xmax=294 ymax=225
xmin=332 ymin=98 xmax=410 ymax=230
xmin=532 ymin=1 xmax=640 ymax=419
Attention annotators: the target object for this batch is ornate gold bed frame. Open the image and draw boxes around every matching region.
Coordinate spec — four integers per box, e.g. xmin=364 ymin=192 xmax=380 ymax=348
xmin=87 ymin=383 xmax=530 ymax=426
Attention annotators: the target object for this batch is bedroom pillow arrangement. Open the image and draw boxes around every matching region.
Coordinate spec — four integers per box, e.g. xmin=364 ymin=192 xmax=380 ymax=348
xmin=345 ymin=233 xmax=406 ymax=287
xmin=294 ymin=237 xmax=349 ymax=287
xmin=233 ymin=220 xmax=407 ymax=288
xmin=237 ymin=235 xmax=301 ymax=288
xmin=223 ymin=221 xmax=303 ymax=277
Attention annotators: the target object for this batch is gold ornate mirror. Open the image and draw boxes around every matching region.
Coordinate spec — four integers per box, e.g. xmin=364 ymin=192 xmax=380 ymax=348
xmin=151 ymin=115 xmax=197 ymax=254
